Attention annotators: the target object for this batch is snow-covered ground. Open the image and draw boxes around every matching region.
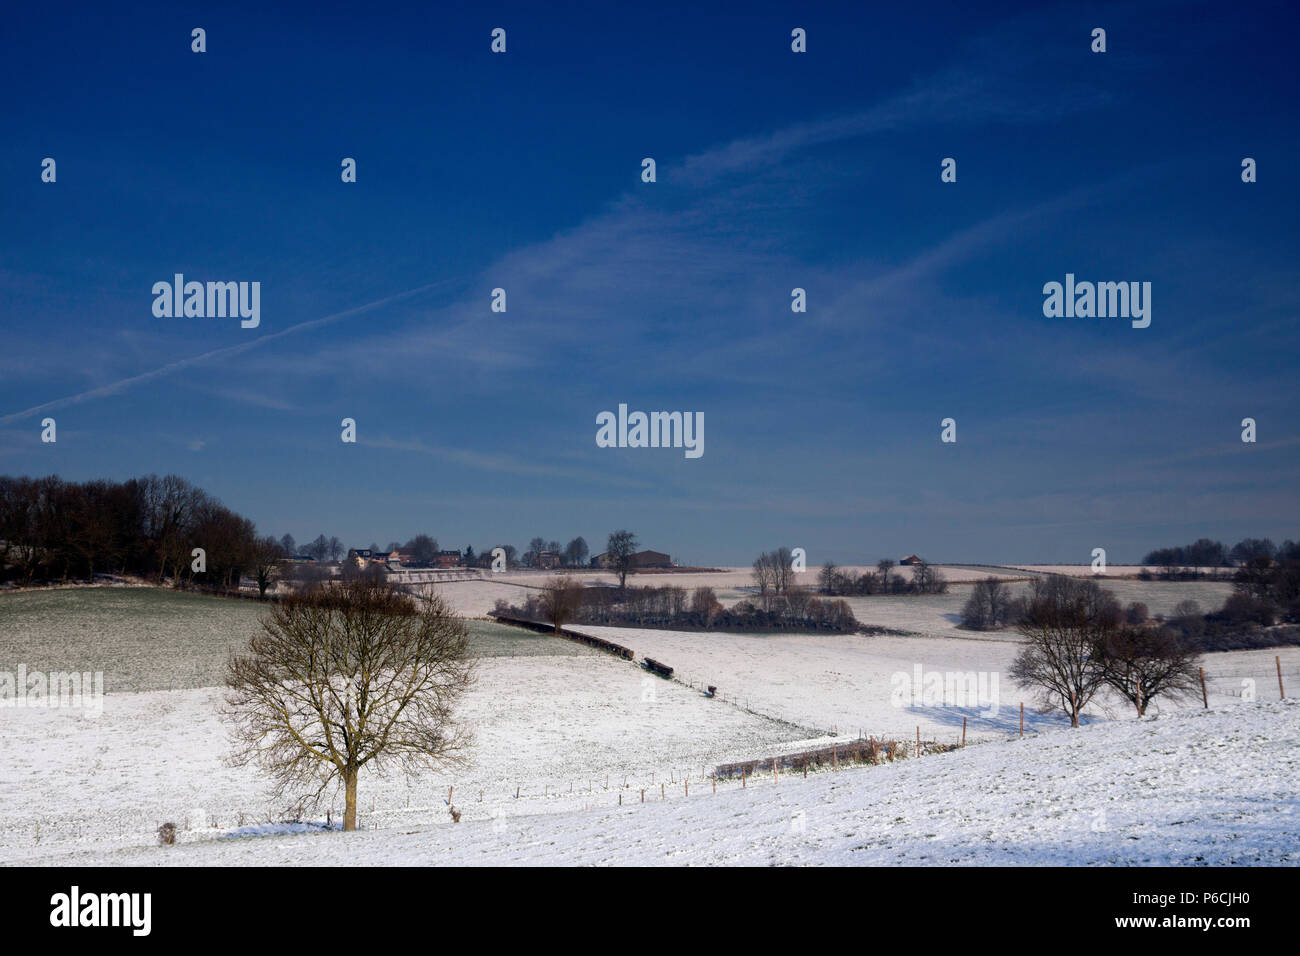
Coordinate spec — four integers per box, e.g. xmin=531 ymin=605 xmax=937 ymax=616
xmin=840 ymin=579 xmax=1235 ymax=640
xmin=432 ymin=568 xmax=1236 ymax=623
xmin=569 ymin=626 xmax=1299 ymax=741
xmin=3 ymin=585 xmax=1294 ymax=866
xmin=21 ymin=699 xmax=1299 ymax=866
xmin=0 ymin=654 xmax=814 ymax=863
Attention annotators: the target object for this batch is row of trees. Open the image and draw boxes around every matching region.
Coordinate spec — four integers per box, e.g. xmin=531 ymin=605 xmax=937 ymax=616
xmin=1142 ymin=536 xmax=1300 ymax=572
xmin=817 ymin=559 xmax=948 ymax=596
xmin=0 ymin=473 xmax=282 ymax=592
xmin=521 ymin=536 xmax=590 ymax=568
xmin=280 ymin=534 xmax=345 ymax=563
xmin=501 ymin=579 xmax=859 ymax=634
xmin=964 ymin=550 xmax=1300 ymax=639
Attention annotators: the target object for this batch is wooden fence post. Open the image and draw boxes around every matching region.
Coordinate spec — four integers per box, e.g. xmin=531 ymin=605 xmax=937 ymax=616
xmin=1278 ymin=656 xmax=1286 ymax=699
xmin=961 ymin=716 xmax=967 ymax=747
xmin=1019 ymin=702 xmax=1024 ymax=736
xmin=712 ymin=772 xmax=716 ymax=793
xmin=1199 ymin=667 xmax=1208 ymax=708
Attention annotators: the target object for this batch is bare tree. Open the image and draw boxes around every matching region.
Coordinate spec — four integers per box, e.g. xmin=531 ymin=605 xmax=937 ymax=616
xmin=606 ymin=530 xmax=638 ymax=589
xmin=876 ymin=559 xmax=895 ymax=593
xmin=752 ymin=552 xmax=775 ymax=599
xmin=539 ymin=577 xmax=585 ymax=633
xmin=690 ymin=586 xmax=722 ymax=626
xmin=404 ymin=534 xmax=439 ymax=567
xmin=564 ymin=536 xmax=589 ymax=568
xmin=818 ymin=562 xmax=838 ymax=593
xmin=961 ymin=576 xmax=1015 ymax=629
xmin=224 ymin=580 xmax=476 ymax=830
xmin=771 ymin=547 xmax=794 ymax=595
xmin=910 ymin=559 xmax=947 ymax=594
xmin=1095 ymin=626 xmax=1202 ymax=716
xmin=307 ymin=534 xmax=330 ymax=562
xmin=251 ymin=535 xmax=284 ymax=598
xmin=1010 ymin=576 xmax=1119 ymax=727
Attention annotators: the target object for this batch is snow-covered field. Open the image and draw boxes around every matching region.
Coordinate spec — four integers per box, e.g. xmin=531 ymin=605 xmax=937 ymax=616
xmin=21 ymin=699 xmax=1299 ymax=866
xmin=3 ymin=585 xmax=1295 ymax=866
xmin=570 ymin=626 xmax=1300 ymax=741
xmin=436 ymin=568 xmax=1236 ymax=624
xmin=841 ymin=579 xmax=1235 ymax=640
xmin=0 ymin=589 xmax=594 ymax=693
xmin=0 ymin=654 xmax=814 ymax=863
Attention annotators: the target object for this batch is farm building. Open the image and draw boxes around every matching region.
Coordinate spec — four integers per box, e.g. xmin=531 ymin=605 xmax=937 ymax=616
xmin=593 ymin=549 xmax=673 ymax=569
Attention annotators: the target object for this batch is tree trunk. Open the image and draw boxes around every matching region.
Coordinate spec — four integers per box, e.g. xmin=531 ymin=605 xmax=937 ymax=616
xmin=344 ymin=767 xmax=359 ymax=831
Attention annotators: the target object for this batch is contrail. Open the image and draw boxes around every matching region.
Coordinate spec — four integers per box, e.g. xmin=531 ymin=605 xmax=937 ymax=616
xmin=0 ymin=278 xmax=459 ymax=426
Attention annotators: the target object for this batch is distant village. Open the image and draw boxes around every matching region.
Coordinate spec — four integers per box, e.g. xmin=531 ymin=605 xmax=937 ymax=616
xmin=283 ymin=546 xmax=676 ymax=573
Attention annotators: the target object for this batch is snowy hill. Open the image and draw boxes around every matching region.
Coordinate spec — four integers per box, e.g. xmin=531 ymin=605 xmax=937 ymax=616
xmin=26 ymin=699 xmax=1298 ymax=867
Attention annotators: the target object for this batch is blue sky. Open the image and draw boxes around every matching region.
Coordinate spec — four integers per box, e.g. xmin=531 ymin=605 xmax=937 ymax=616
xmin=2 ymin=0 xmax=1298 ymax=565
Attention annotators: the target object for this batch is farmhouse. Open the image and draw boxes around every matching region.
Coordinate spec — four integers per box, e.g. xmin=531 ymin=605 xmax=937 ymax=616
xmin=594 ymin=549 xmax=673 ymax=569
xmin=899 ymin=554 xmax=923 ymax=566
xmin=346 ymin=548 xmax=393 ymax=569
xmin=432 ymin=550 xmax=462 ymax=568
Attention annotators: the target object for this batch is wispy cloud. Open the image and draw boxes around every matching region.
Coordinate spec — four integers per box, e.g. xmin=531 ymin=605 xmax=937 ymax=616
xmin=0 ymin=278 xmax=461 ymax=427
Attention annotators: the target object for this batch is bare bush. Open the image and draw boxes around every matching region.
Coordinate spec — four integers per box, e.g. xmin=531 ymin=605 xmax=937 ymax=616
xmin=961 ymin=577 xmax=1016 ymax=630
xmin=539 ymin=576 xmax=585 ymax=633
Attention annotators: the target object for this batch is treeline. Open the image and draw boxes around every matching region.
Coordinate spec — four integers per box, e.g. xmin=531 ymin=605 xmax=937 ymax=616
xmin=1141 ymin=536 xmax=1300 ymax=574
xmin=0 ymin=473 xmax=279 ymax=591
xmin=961 ymin=565 xmax=1300 ymax=652
xmin=816 ymin=558 xmax=948 ymax=596
xmin=496 ymin=583 xmax=859 ymax=633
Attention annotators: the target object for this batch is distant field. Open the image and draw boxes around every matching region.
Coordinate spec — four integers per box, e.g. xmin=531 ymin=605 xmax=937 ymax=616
xmin=574 ymin=624 xmax=1300 ymax=744
xmin=843 ymin=579 xmax=1235 ymax=638
xmin=0 ymin=587 xmax=598 ymax=693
